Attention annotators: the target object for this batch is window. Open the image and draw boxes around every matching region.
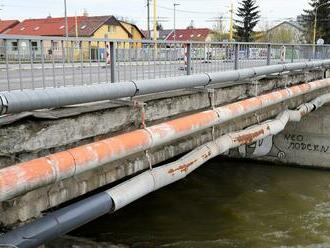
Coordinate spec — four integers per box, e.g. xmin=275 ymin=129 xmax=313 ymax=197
xmin=179 ymin=34 xmax=183 ymax=38
xmin=108 ymin=25 xmax=117 ymax=33
xmin=59 ymin=25 xmax=65 ymax=30
xmin=34 ymin=26 xmax=40 ymax=31
xmin=197 ymin=34 xmax=201 ymax=37
xmin=190 ymin=34 xmax=194 ymax=38
xmin=52 ymin=41 xmax=59 ymax=50
xmin=12 ymin=41 xmax=18 ymax=51
xmin=31 ymin=42 xmax=38 ymax=51
xmin=81 ymin=25 xmax=87 ymax=30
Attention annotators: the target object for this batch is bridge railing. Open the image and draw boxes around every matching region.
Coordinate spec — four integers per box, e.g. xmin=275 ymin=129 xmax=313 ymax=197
xmin=0 ymin=34 xmax=330 ymax=92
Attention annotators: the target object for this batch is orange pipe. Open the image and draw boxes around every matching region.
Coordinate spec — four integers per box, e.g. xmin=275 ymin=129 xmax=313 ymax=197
xmin=0 ymin=78 xmax=329 ymax=202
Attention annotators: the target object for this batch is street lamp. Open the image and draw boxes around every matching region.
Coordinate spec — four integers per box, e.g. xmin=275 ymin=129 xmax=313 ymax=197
xmin=173 ymin=3 xmax=180 ymax=43
xmin=313 ymin=2 xmax=328 ymax=57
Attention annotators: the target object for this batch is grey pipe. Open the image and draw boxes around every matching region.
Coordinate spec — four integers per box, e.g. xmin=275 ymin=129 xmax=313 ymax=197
xmin=0 ymin=192 xmax=113 ymax=248
xmin=0 ymin=60 xmax=329 ymax=115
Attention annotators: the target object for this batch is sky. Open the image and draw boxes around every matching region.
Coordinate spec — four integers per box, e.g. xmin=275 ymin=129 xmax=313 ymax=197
xmin=0 ymin=0 xmax=311 ymax=31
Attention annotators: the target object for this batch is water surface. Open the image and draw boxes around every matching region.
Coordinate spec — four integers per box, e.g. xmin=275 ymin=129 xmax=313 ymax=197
xmin=72 ymin=159 xmax=330 ymax=248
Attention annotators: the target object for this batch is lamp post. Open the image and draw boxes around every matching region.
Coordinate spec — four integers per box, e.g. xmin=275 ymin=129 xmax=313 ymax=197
xmin=147 ymin=0 xmax=151 ymax=39
xmin=229 ymin=3 xmax=234 ymax=42
xmin=313 ymin=2 xmax=328 ymax=58
xmin=173 ymin=3 xmax=180 ymax=43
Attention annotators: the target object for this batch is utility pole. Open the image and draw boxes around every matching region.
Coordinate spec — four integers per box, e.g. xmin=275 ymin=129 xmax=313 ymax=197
xmin=75 ymin=13 xmax=78 ymax=38
xmin=153 ymin=0 xmax=158 ymax=53
xmin=153 ymin=0 xmax=158 ymax=42
xmin=64 ymin=0 xmax=68 ymax=41
xmin=147 ymin=0 xmax=151 ymax=39
xmin=229 ymin=3 xmax=234 ymax=41
xmin=173 ymin=3 xmax=180 ymax=43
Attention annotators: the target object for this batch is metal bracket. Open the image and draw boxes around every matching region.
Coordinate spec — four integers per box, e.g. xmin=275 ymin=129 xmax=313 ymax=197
xmin=145 ymin=150 xmax=153 ymax=170
xmin=208 ymin=88 xmax=215 ymax=109
xmin=186 ymin=87 xmax=215 ymax=109
xmin=133 ymin=100 xmax=147 ymax=129
xmin=254 ymin=112 xmax=261 ymax=124
xmin=211 ymin=126 xmax=216 ymax=141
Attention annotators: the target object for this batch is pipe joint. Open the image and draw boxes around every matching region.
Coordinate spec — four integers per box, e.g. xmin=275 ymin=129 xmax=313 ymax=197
xmin=204 ymin=72 xmax=212 ymax=85
xmin=0 ymin=94 xmax=8 ymax=116
xmin=131 ymin=80 xmax=139 ymax=96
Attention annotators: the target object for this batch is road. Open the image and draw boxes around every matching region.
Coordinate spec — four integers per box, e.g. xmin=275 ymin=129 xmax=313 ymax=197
xmin=0 ymin=59 xmax=274 ymax=91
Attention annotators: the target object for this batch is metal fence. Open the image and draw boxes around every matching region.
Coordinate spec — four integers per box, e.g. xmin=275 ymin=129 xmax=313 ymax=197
xmin=1 ymin=34 xmax=330 ymax=92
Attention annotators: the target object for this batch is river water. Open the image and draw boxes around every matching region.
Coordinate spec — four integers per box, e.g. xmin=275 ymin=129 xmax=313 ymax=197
xmin=70 ymin=159 xmax=330 ymax=248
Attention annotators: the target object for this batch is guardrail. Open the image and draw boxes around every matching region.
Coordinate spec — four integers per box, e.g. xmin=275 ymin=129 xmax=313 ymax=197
xmin=1 ymin=34 xmax=330 ymax=92
xmin=1 ymin=60 xmax=330 ymax=115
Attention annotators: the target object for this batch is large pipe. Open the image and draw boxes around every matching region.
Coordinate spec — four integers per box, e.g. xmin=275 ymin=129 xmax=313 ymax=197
xmin=0 ymin=192 xmax=113 ymax=248
xmin=0 ymin=79 xmax=330 ymax=202
xmin=0 ymin=60 xmax=329 ymax=115
xmin=1 ymin=92 xmax=329 ymax=248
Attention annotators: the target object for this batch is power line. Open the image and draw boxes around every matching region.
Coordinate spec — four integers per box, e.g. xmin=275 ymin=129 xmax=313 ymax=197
xmin=157 ymin=4 xmax=219 ymax=14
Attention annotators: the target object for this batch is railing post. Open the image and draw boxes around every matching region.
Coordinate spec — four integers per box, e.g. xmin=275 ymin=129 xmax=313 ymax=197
xmin=267 ymin=44 xmax=271 ymax=65
xmin=110 ymin=41 xmax=117 ymax=83
xmin=291 ymin=45 xmax=294 ymax=63
xmin=234 ymin=43 xmax=239 ymax=70
xmin=186 ymin=42 xmax=192 ymax=75
xmin=4 ymin=39 xmax=10 ymax=91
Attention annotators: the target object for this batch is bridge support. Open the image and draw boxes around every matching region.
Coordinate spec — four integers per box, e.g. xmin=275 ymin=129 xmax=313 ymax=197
xmin=1 ymin=92 xmax=330 ymax=248
xmin=0 ymin=69 xmax=328 ymax=228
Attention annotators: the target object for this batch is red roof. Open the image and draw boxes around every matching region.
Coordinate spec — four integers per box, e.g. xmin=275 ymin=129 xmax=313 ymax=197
xmin=7 ymin=16 xmax=89 ymax=36
xmin=166 ymin=28 xmax=213 ymax=41
xmin=6 ymin=16 xmax=141 ymax=38
xmin=0 ymin=20 xmax=20 ymax=34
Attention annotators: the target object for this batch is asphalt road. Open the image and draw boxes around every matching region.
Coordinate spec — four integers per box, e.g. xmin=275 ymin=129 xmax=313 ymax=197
xmin=0 ymin=60 xmax=271 ymax=91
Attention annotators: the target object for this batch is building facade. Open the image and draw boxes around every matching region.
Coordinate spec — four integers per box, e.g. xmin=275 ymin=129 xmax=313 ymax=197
xmin=3 ymin=15 xmax=144 ymax=61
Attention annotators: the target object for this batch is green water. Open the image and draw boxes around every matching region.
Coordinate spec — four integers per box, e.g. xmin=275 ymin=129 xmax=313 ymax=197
xmin=73 ymin=159 xmax=330 ymax=248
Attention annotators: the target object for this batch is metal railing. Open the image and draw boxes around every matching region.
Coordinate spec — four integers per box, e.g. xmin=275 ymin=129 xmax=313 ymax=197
xmin=1 ymin=34 xmax=330 ymax=92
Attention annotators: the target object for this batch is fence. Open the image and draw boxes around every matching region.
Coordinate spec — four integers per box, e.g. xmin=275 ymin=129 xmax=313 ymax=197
xmin=1 ymin=34 xmax=330 ymax=91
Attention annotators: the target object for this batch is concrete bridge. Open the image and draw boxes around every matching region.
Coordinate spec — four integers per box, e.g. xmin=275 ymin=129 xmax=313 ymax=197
xmin=1 ymin=52 xmax=330 ymax=246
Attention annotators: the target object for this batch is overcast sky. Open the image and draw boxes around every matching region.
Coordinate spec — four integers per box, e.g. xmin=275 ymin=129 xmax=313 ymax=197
xmin=0 ymin=0 xmax=311 ymax=31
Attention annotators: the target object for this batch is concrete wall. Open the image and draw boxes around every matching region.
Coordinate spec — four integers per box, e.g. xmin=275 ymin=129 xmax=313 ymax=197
xmin=0 ymin=69 xmax=327 ymax=227
xmin=234 ymin=103 xmax=330 ymax=169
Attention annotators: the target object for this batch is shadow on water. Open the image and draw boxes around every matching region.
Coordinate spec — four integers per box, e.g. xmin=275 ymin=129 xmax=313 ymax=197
xmin=63 ymin=158 xmax=330 ymax=248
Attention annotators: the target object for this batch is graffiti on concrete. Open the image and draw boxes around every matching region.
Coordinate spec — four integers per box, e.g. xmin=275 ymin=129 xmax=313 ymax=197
xmin=237 ymin=132 xmax=330 ymax=160
xmin=284 ymin=134 xmax=329 ymax=153
xmin=238 ymin=135 xmax=286 ymax=159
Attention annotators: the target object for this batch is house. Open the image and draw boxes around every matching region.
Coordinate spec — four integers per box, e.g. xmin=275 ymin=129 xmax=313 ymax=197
xmin=166 ymin=28 xmax=214 ymax=42
xmin=5 ymin=15 xmax=145 ymax=60
xmin=142 ymin=29 xmax=173 ymax=40
xmin=119 ymin=20 xmax=145 ymax=41
xmin=0 ymin=20 xmax=20 ymax=34
xmin=263 ymin=21 xmax=306 ymax=44
xmin=0 ymin=20 xmax=20 ymax=60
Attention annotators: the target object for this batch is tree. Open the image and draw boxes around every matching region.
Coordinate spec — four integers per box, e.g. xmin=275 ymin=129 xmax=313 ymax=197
xmin=300 ymin=0 xmax=330 ymax=43
xmin=234 ymin=0 xmax=260 ymax=42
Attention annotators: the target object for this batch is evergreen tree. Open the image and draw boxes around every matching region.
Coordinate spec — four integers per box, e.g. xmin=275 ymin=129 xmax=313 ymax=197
xmin=300 ymin=0 xmax=330 ymax=43
xmin=234 ymin=0 xmax=260 ymax=42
